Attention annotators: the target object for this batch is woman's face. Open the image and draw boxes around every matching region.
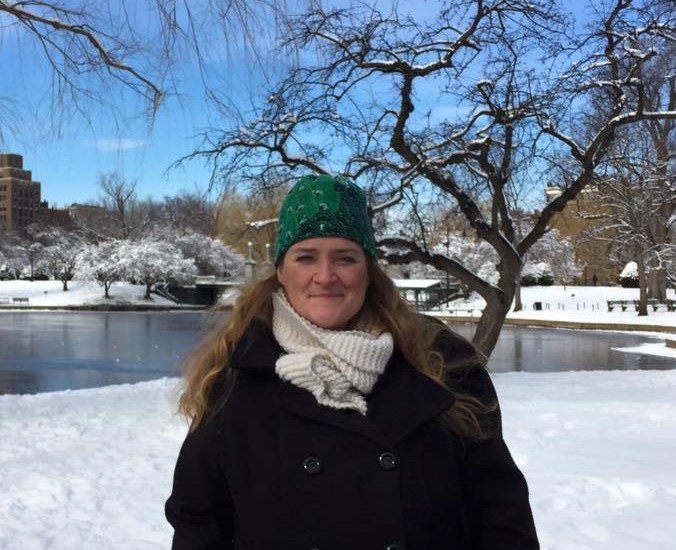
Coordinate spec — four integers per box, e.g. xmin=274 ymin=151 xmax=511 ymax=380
xmin=277 ymin=237 xmax=369 ymax=330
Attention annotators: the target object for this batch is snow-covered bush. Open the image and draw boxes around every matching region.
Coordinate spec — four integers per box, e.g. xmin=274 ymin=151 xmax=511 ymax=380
xmin=521 ymin=261 xmax=554 ymax=286
xmin=619 ymin=261 xmax=639 ymax=288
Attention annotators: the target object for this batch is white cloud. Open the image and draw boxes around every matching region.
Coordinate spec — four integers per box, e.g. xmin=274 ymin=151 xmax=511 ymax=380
xmin=88 ymin=138 xmax=148 ymax=151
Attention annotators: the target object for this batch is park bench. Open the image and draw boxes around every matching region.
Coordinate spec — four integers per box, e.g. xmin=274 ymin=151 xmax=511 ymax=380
xmin=12 ymin=297 xmax=29 ymax=305
xmin=608 ymin=299 xmax=675 ymax=312
xmin=607 ymin=300 xmax=631 ymax=312
xmin=647 ymin=299 xmax=676 ymax=312
xmin=446 ymin=307 xmax=481 ymax=316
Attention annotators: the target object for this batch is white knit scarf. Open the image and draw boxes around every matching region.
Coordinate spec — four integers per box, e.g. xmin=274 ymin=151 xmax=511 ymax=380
xmin=272 ymin=290 xmax=393 ymax=415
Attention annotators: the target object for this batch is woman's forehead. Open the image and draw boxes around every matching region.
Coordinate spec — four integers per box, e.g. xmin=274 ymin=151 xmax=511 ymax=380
xmin=288 ymin=237 xmax=363 ymax=253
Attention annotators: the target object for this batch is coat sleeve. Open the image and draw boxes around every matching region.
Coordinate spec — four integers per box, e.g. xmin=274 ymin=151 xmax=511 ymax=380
xmin=165 ymin=416 xmax=235 ymax=550
xmin=456 ymin=366 xmax=540 ymax=549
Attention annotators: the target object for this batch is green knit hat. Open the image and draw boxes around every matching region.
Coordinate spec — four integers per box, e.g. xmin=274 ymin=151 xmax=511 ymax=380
xmin=275 ymin=174 xmax=376 ymax=264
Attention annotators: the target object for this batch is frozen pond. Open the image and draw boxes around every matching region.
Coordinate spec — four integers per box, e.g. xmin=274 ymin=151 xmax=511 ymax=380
xmin=0 ymin=311 xmax=226 ymax=395
xmin=0 ymin=312 xmax=672 ymax=394
xmin=448 ymin=322 xmax=674 ymax=373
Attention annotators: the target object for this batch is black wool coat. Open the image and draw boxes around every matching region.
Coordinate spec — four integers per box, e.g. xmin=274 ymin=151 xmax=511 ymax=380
xmin=166 ymin=320 xmax=539 ymax=550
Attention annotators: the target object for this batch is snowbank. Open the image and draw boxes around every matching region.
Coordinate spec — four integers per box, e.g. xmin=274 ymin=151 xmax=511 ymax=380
xmin=1 ymin=372 xmax=675 ymax=549
xmin=445 ymin=285 xmax=676 ymax=329
xmin=0 ymin=280 xmax=176 ymax=307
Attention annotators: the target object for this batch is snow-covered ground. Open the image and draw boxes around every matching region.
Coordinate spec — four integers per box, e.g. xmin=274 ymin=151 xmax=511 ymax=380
xmin=443 ymin=284 xmax=676 ymax=329
xmin=1 ymin=373 xmax=675 ymax=550
xmin=1 ymin=281 xmax=675 ymax=549
xmin=3 ymin=280 xmax=675 ymax=328
xmin=0 ymin=280 xmax=176 ymax=307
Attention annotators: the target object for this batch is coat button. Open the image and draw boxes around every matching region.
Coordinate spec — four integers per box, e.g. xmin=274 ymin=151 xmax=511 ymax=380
xmin=303 ymin=456 xmax=322 ymax=475
xmin=378 ymin=451 xmax=397 ymax=471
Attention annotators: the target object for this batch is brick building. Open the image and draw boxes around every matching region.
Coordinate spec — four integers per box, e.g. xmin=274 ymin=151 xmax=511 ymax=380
xmin=0 ymin=153 xmax=73 ymax=231
xmin=0 ymin=153 xmax=42 ymax=232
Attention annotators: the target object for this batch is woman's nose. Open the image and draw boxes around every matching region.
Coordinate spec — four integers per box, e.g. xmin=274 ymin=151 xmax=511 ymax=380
xmin=313 ymin=260 xmax=337 ymax=283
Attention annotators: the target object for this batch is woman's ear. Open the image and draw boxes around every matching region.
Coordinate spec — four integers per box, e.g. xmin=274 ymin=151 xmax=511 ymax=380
xmin=276 ymin=262 xmax=285 ymax=287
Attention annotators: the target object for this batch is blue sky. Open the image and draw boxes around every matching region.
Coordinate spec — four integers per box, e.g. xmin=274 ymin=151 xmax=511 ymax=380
xmin=1 ymin=0 xmax=477 ymax=207
xmin=0 ymin=1 xmax=286 ymax=207
xmin=0 ymin=0 xmax=592 ymax=208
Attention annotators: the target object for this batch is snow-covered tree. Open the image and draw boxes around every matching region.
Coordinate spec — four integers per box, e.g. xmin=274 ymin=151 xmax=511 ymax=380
xmin=41 ymin=240 xmax=83 ymax=291
xmin=528 ymin=229 xmax=584 ymax=288
xmin=151 ymin=227 xmax=244 ymax=277
xmin=25 ymin=243 xmax=46 ymax=280
xmin=0 ymin=231 xmax=28 ymax=278
xmin=117 ymin=239 xmax=197 ymax=299
xmin=77 ymin=241 xmax=126 ymax=298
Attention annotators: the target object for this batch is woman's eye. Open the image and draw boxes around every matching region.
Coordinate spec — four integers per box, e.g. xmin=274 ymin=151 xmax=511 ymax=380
xmin=337 ymin=256 xmax=357 ymax=264
xmin=295 ymin=255 xmax=314 ymax=262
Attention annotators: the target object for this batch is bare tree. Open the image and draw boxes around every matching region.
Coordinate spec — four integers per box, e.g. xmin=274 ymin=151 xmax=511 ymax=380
xmin=0 ymin=0 xmax=166 ymax=133
xmin=581 ymin=30 xmax=676 ymax=313
xmin=214 ymin=184 xmax=288 ymax=262
xmin=160 ymin=191 xmax=218 ymax=236
xmin=0 ymin=0 xmax=300 ymax=139
xmin=186 ymin=0 xmax=676 ymax=356
xmin=595 ymin=140 xmax=675 ymax=314
xmin=97 ymin=172 xmax=142 ymax=239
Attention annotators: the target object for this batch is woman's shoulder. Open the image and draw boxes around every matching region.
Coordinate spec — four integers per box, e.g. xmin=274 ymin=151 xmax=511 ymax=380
xmin=419 ymin=314 xmax=482 ymax=364
xmin=419 ymin=314 xmax=497 ymax=403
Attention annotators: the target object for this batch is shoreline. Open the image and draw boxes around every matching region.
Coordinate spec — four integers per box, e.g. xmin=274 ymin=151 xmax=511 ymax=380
xmin=0 ymin=304 xmax=210 ymax=312
xmin=434 ymin=313 xmax=676 ymax=335
xmin=1 ymin=303 xmax=673 ymax=335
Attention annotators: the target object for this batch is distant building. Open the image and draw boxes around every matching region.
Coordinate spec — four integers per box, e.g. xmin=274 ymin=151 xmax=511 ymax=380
xmin=40 ymin=200 xmax=73 ymax=229
xmin=0 ymin=153 xmax=42 ymax=232
xmin=546 ymin=185 xmax=618 ymax=285
xmin=0 ymin=153 xmax=73 ymax=231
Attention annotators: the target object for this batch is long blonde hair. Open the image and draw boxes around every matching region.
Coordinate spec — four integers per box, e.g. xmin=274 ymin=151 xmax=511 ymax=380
xmin=178 ymin=261 xmax=494 ymax=440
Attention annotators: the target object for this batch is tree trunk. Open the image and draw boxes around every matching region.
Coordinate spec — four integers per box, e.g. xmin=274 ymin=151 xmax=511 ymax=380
xmin=648 ymin=268 xmax=667 ymax=300
xmin=472 ymin=295 xmax=512 ymax=359
xmin=144 ymin=282 xmax=153 ymax=300
xmin=513 ymin=279 xmax=523 ymax=312
xmin=104 ymin=281 xmax=112 ymax=299
xmin=636 ymin=252 xmax=648 ymax=316
xmin=472 ymin=258 xmax=520 ymax=357
xmin=61 ymin=279 xmax=69 ymax=291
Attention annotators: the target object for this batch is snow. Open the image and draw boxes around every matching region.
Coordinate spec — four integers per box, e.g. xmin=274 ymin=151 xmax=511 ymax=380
xmin=1 ymin=372 xmax=675 ymax=549
xmin=442 ymin=284 xmax=676 ymax=331
xmin=392 ymin=278 xmax=441 ymax=289
xmin=0 ymin=280 xmax=177 ymax=307
xmin=1 ymin=282 xmax=675 ymax=549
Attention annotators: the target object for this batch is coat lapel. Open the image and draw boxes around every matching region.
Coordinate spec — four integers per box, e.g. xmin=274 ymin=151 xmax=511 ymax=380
xmin=278 ymin=382 xmax=391 ymax=446
xmin=278 ymin=349 xmax=456 ymax=447
xmin=367 ymin=350 xmax=456 ymax=445
xmin=232 ymin=321 xmax=456 ymax=447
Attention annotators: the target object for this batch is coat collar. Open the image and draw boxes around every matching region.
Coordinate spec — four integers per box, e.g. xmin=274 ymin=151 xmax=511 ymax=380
xmin=231 ymin=319 xmax=456 ymax=447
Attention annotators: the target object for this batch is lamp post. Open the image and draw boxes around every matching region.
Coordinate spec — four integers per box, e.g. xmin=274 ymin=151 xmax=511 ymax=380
xmin=244 ymin=241 xmax=257 ymax=281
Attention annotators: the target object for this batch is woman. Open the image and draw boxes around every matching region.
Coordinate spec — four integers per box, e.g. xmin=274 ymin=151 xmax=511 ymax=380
xmin=166 ymin=174 xmax=539 ymax=549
